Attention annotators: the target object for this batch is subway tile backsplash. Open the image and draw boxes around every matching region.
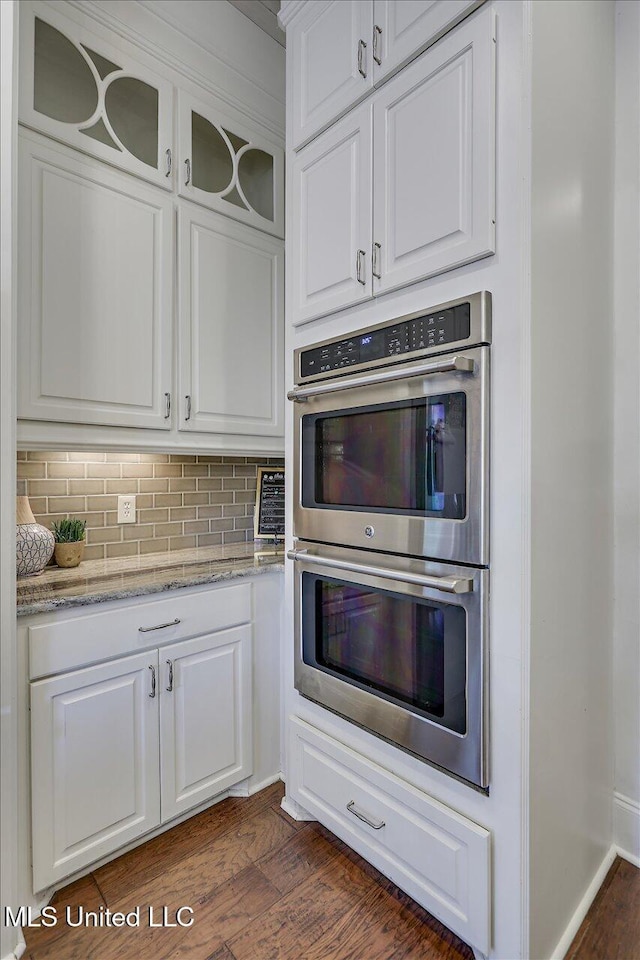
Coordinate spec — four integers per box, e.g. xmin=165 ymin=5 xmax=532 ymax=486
xmin=17 ymin=452 xmax=284 ymax=561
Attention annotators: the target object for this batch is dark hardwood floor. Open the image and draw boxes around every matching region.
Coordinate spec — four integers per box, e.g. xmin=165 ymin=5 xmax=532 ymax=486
xmin=23 ymin=782 xmax=640 ymax=960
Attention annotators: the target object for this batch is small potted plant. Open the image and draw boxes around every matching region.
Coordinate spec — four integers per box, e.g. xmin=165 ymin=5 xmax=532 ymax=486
xmin=51 ymin=518 xmax=87 ymax=568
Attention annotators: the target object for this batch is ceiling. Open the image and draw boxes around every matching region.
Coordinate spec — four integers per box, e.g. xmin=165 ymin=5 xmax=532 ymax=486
xmin=227 ymin=0 xmax=285 ymax=47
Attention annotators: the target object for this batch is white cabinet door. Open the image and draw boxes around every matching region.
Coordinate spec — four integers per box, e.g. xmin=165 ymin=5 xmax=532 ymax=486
xmin=19 ymin=1 xmax=174 ymax=190
xmin=372 ymin=9 xmax=495 ymax=296
xmin=372 ymin=0 xmax=483 ymax=83
xmin=178 ymin=90 xmax=284 ymax=238
xmin=160 ymin=625 xmax=253 ymax=821
xmin=179 ymin=206 xmax=284 ymax=437
xmin=289 ymin=0 xmax=373 ymax=150
xmin=291 ymin=103 xmax=373 ymax=325
xmin=18 ymin=130 xmax=173 ymax=430
xmin=31 ymin=651 xmax=160 ymax=892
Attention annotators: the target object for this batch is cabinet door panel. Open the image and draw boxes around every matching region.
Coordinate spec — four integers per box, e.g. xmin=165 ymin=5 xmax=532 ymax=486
xmin=161 ymin=625 xmax=252 ymax=821
xmin=178 ymin=91 xmax=284 ymax=238
xmin=290 ymin=0 xmax=373 ymax=150
xmin=372 ymin=0 xmax=483 ymax=83
xmin=179 ymin=206 xmax=283 ymax=437
xmin=291 ymin=104 xmax=373 ymax=325
xmin=31 ymin=651 xmax=160 ymax=891
xmin=373 ymin=9 xmax=495 ymax=296
xmin=18 ymin=131 xmax=173 ymax=429
xmin=19 ymin=1 xmax=174 ymax=190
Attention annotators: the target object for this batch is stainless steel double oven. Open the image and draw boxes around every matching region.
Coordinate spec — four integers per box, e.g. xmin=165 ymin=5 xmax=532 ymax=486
xmin=288 ymin=292 xmax=491 ymax=789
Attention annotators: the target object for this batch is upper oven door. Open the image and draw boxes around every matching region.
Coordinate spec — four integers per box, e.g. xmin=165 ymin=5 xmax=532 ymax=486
xmin=289 ymin=345 xmax=489 ymax=566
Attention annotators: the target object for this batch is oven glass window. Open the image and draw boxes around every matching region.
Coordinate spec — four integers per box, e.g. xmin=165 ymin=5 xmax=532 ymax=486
xmin=302 ymin=574 xmax=467 ymax=734
xmin=304 ymin=394 xmax=466 ymax=519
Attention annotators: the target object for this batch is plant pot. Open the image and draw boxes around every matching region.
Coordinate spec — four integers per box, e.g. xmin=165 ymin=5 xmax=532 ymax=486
xmin=54 ymin=541 xmax=85 ymax=569
xmin=16 ymin=496 xmax=55 ymax=578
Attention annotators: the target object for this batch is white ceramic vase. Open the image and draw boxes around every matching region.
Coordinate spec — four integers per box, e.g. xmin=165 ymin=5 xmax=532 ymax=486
xmin=16 ymin=496 xmax=54 ymax=578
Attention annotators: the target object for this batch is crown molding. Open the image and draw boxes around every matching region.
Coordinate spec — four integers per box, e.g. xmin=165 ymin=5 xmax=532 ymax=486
xmin=278 ymin=0 xmax=309 ymax=30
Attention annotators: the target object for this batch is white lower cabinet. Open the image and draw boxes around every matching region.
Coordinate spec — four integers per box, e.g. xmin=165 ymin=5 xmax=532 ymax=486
xmin=287 ymin=717 xmax=491 ymax=957
xmin=30 ymin=601 xmax=253 ymax=892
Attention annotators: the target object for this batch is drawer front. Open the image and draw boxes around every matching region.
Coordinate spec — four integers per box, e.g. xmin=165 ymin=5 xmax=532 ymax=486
xmin=288 ymin=717 xmax=490 ymax=955
xmin=29 ymin=582 xmax=252 ymax=679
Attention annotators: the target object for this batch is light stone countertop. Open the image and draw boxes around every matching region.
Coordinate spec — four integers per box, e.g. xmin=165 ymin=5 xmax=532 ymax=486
xmin=16 ymin=543 xmax=285 ymax=617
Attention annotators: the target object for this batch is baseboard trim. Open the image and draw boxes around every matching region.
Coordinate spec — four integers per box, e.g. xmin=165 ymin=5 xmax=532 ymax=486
xmin=280 ymin=795 xmax=316 ymax=822
xmin=550 ymin=844 xmax=617 ymax=960
xmin=1 ymin=929 xmax=26 ymax=960
xmin=613 ymin=792 xmax=640 ymax=866
xmin=227 ymin=772 xmax=283 ymax=798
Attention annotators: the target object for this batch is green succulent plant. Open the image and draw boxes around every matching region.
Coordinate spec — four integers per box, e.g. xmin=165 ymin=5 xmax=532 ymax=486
xmin=51 ymin=517 xmax=87 ymax=543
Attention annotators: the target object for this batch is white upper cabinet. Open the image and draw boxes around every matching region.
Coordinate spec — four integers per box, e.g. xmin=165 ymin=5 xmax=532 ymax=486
xmin=289 ymin=0 xmax=373 ymax=150
xmin=291 ymin=7 xmax=495 ymax=324
xmin=372 ymin=9 xmax=496 ymax=296
xmin=18 ymin=130 xmax=174 ymax=430
xmin=286 ymin=0 xmax=483 ymax=150
xmin=371 ymin=0 xmax=483 ymax=83
xmin=178 ymin=91 xmax=284 ymax=238
xmin=19 ymin=2 xmax=174 ymax=190
xmin=291 ymin=103 xmax=373 ymax=325
xmin=179 ymin=205 xmax=284 ymax=437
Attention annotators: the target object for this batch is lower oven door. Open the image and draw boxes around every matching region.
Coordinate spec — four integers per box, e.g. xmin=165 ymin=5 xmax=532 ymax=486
xmin=289 ymin=541 xmax=488 ymax=789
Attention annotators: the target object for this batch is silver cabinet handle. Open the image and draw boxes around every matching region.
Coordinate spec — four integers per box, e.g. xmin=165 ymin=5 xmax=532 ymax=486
xmin=164 ymin=392 xmax=171 ymax=419
xmin=373 ymin=25 xmax=382 ymax=65
xmin=138 ymin=618 xmax=181 ymax=633
xmin=287 ymin=547 xmax=473 ymax=594
xmin=288 ymin=355 xmax=475 ymax=402
xmin=372 ymin=241 xmax=382 ymax=279
xmin=185 ymin=158 xmax=191 ymax=185
xmin=166 ymin=659 xmax=174 ymax=693
xmin=347 ymin=800 xmax=385 ymax=830
xmin=357 ymin=39 xmax=367 ymax=78
xmin=149 ymin=664 xmax=156 ymax=698
xmin=185 ymin=395 xmax=192 ymax=421
xmin=165 ymin=148 xmax=172 ymax=177
xmin=356 ymin=249 xmax=366 ymax=285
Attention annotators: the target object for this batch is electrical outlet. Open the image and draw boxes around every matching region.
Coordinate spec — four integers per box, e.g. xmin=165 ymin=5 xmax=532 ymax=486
xmin=117 ymin=495 xmax=136 ymax=524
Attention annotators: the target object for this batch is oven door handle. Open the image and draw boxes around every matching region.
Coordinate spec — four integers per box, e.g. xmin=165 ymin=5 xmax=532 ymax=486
xmin=287 ymin=549 xmax=473 ymax=594
xmin=287 ymin=355 xmax=475 ymax=402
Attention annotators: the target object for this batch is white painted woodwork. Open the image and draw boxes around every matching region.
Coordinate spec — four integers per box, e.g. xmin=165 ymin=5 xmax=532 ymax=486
xmin=18 ymin=130 xmax=173 ymax=430
xmin=288 ymin=717 xmax=491 ymax=956
xmin=372 ymin=9 xmax=495 ymax=296
xmin=30 ymin=651 xmax=161 ymax=891
xmin=372 ymin=0 xmax=483 ymax=84
xmin=178 ymin=89 xmax=284 ymax=238
xmin=19 ymin=1 xmax=174 ymax=190
xmin=291 ymin=103 xmax=373 ymax=324
xmin=289 ymin=0 xmax=373 ymax=150
xmin=28 ymin=582 xmax=252 ymax=680
xmin=160 ymin=625 xmax=253 ymax=820
xmin=179 ymin=205 xmax=284 ymax=436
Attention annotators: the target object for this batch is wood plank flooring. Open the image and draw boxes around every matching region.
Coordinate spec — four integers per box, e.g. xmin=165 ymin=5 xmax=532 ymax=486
xmin=22 ymin=782 xmax=640 ymax=960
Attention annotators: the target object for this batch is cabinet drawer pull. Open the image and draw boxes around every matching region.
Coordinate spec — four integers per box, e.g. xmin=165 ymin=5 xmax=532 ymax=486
xmin=356 ymin=249 xmax=366 ymax=285
xmin=357 ymin=39 xmax=367 ymax=78
xmin=372 ymin=242 xmax=382 ymax=279
xmin=138 ymin=618 xmax=181 ymax=633
xmin=185 ymin=395 xmax=192 ymax=421
xmin=185 ymin=158 xmax=191 ymax=185
xmin=149 ymin=664 xmax=156 ymax=698
xmin=373 ymin=25 xmax=382 ymax=65
xmin=347 ymin=800 xmax=385 ymax=830
xmin=166 ymin=659 xmax=174 ymax=692
xmin=165 ymin=148 xmax=172 ymax=177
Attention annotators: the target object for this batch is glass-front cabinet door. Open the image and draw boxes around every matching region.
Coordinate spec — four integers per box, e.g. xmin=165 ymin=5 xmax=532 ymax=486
xmin=19 ymin=2 xmax=174 ymax=190
xmin=178 ymin=91 xmax=284 ymax=238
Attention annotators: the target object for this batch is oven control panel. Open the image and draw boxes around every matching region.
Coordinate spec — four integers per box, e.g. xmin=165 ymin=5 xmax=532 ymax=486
xmin=299 ymin=301 xmax=476 ymax=382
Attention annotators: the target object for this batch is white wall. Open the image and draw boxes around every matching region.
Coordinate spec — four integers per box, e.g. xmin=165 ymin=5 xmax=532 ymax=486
xmin=528 ymin=2 xmax=615 ymax=958
xmin=613 ymin=0 xmax=640 ymax=865
xmin=0 ymin=3 xmax=18 ymax=957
